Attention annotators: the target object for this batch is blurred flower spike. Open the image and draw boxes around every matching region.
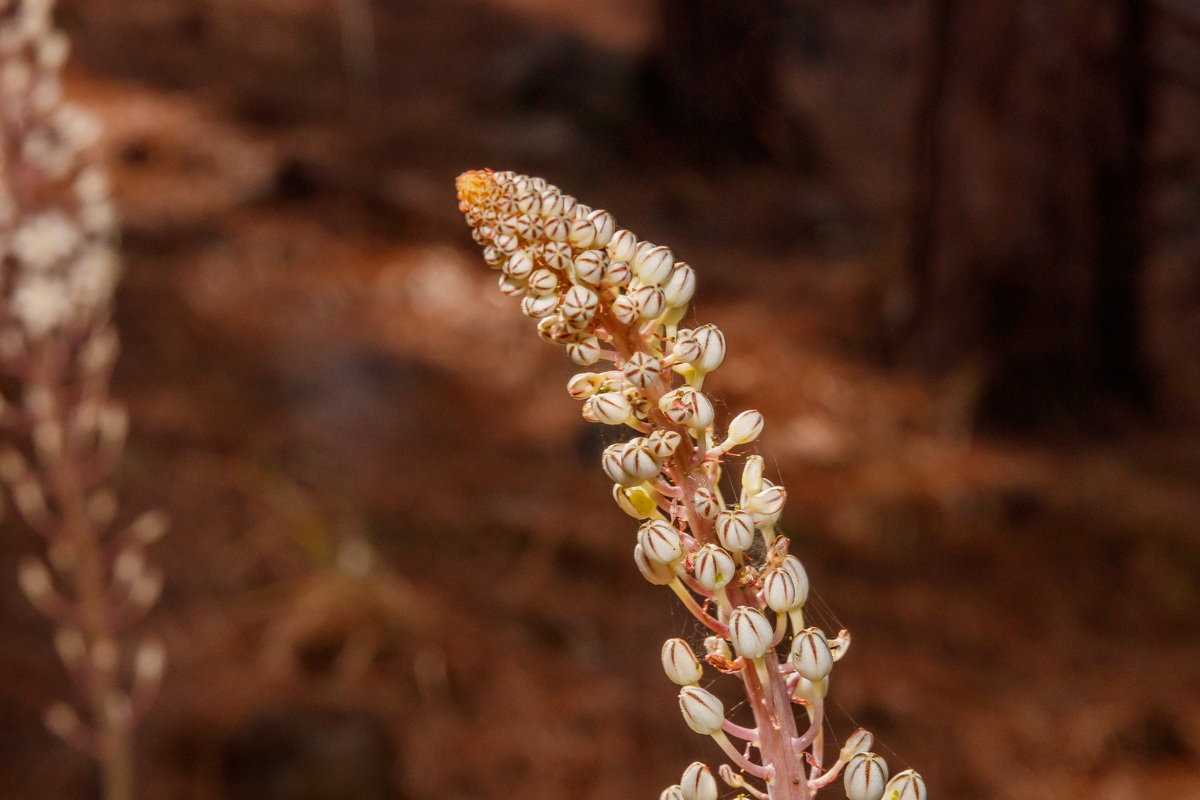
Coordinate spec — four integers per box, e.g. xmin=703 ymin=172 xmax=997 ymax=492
xmin=456 ymin=169 xmax=927 ymax=800
xmin=0 ymin=3 xmax=164 ymax=800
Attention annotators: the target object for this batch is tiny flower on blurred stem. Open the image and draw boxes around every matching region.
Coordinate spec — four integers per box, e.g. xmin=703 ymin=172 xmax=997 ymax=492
xmin=457 ymin=170 xmax=926 ymax=800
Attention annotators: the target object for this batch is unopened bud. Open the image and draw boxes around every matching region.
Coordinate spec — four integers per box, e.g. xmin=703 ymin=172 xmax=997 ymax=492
xmin=693 ymin=544 xmax=735 ymax=591
xmin=587 ymin=209 xmax=616 ymax=247
xmin=520 ymin=293 xmax=557 ymax=318
xmin=845 ymin=753 xmax=889 ymax=800
xmin=763 ymin=568 xmax=800 ymax=612
xmin=781 ymin=555 xmax=810 ymax=607
xmin=884 ymin=770 xmax=926 ymax=800
xmin=43 ymin=702 xmax=84 ymax=746
xmin=692 ymin=487 xmax=719 ymax=519
xmin=662 ymin=638 xmax=703 ymax=686
xmin=633 ymin=243 xmax=674 ymax=285
xmin=715 ymin=510 xmax=755 ymax=553
xmin=572 ymin=249 xmax=607 ymax=285
xmin=741 ymin=455 xmax=764 ymax=496
xmin=603 ymin=259 xmax=632 ymax=286
xmin=659 ymin=786 xmax=684 ymax=800
xmin=840 ymin=728 xmax=874 ymax=761
xmin=635 ymin=544 xmax=676 ymax=585
xmin=54 ymin=628 xmax=86 ymax=667
xmin=690 ymin=325 xmax=726 ymax=373
xmin=790 ymin=627 xmax=833 ymax=681
xmin=611 ymin=292 xmax=640 ymax=325
xmin=567 ymin=372 xmax=603 ymax=399
xmin=678 ymin=686 xmax=724 ymax=735
xmin=663 ymin=263 xmax=696 ymax=308
xmin=17 ymin=557 xmax=53 ymax=603
xmin=567 ymin=217 xmax=597 ymax=248
xmin=623 ymin=352 xmax=662 ymax=389
xmin=134 ymin=639 xmax=166 ymax=684
xmin=591 ymin=393 xmax=632 ymax=425
xmin=129 ymin=569 xmax=163 ymax=609
xmin=602 ymin=444 xmax=638 ymax=487
xmin=725 ymin=410 xmax=764 ymax=446
xmin=639 ymin=520 xmax=684 ymax=564
xmin=113 ymin=548 xmax=144 ymax=584
xmin=621 ymin=441 xmax=662 ymax=482
xmin=632 ymin=285 xmax=667 ymax=320
xmin=728 ymin=606 xmax=774 ymax=660
xmin=680 ymin=762 xmax=717 ymax=800
xmin=561 ymin=285 xmax=599 ymax=323
xmin=746 ymin=484 xmax=786 ymax=516
xmin=607 ymin=229 xmax=637 ymax=262
xmin=647 ymin=430 xmax=681 ymax=459
xmin=567 ymin=335 xmax=602 ymax=365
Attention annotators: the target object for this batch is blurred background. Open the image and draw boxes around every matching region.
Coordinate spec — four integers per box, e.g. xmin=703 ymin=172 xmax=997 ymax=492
xmin=2 ymin=0 xmax=1200 ymax=798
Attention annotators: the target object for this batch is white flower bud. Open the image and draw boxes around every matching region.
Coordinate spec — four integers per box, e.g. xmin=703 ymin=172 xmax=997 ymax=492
xmin=544 ymin=216 xmax=570 ymax=242
xmin=691 ymin=324 xmax=726 ymax=372
xmin=572 ymin=249 xmax=608 ymax=285
xmin=520 ymin=293 xmax=557 ymax=318
xmin=663 ymin=262 xmax=697 ymax=307
xmin=845 ymin=753 xmax=889 ymax=800
xmin=680 ymin=762 xmax=718 ymax=800
xmin=725 ymin=410 xmax=764 ymax=446
xmin=647 ymin=430 xmax=682 ymax=458
xmin=781 ymin=555 xmax=810 ymax=606
xmin=587 ymin=209 xmax=616 ymax=247
xmin=634 ymin=244 xmax=675 ymax=286
xmin=540 ymin=189 xmax=565 ymax=217
xmin=662 ymin=638 xmax=703 ymax=686
xmin=602 ymin=444 xmax=638 ymax=487
xmin=528 ymin=268 xmax=562 ymax=297
xmin=611 ymin=292 xmax=640 ymax=325
xmin=704 ymin=635 xmax=732 ymax=661
xmin=561 ymin=285 xmax=599 ymax=323
xmin=728 ymin=606 xmax=774 ymax=659
xmin=18 ymin=557 xmax=53 ymax=604
xmin=483 ymin=245 xmax=503 ymax=266
xmin=603 ymin=259 xmax=632 ymax=286
xmin=884 ymin=770 xmax=926 ymax=800
xmin=762 ymin=567 xmax=800 ymax=612
xmin=693 ymin=487 xmax=719 ymax=519
xmin=498 ymin=274 xmax=526 ymax=297
xmin=514 ymin=214 xmax=542 ymax=241
xmin=567 ymin=336 xmax=603 ymax=365
xmin=739 ymin=455 xmax=768 ymax=494
xmin=567 ymin=372 xmax=603 ymax=399
xmin=623 ymin=352 xmax=662 ymax=389
xmin=639 ymin=520 xmax=683 ymax=564
xmin=672 ymin=332 xmax=703 ymax=363
xmin=607 ymin=228 xmax=637 ymax=263
xmin=840 ymin=729 xmax=874 ymax=761
xmin=746 ymin=484 xmax=786 ymax=516
xmin=635 ymin=543 xmax=676 ymax=585
xmin=516 ymin=192 xmax=542 ymax=215
xmin=568 ymin=217 xmax=597 ymax=248
xmin=504 ymin=249 xmax=535 ymax=279
xmin=715 ymin=510 xmax=755 ymax=553
xmin=591 ymin=393 xmax=632 ymax=425
xmin=678 ymin=686 xmax=724 ymax=735
xmin=659 ymin=388 xmax=714 ymax=429
xmin=632 ymin=284 xmax=667 ymax=320
xmin=621 ymin=441 xmax=662 ymax=482
xmin=660 ymin=786 xmax=684 ymax=800
xmin=494 ymin=233 xmax=519 ymax=254
xmin=790 ymin=627 xmax=833 ymax=681
xmin=693 ymin=544 xmax=736 ymax=591
xmin=543 ymin=241 xmax=573 ymax=270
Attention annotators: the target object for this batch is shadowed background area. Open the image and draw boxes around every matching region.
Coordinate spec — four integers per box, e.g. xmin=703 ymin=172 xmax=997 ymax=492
xmin=1 ymin=1 xmax=1199 ymax=799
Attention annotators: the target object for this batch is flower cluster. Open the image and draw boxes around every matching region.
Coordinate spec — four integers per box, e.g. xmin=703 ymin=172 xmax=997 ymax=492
xmin=0 ymin=4 xmax=162 ymax=800
xmin=457 ymin=169 xmax=926 ymax=800
xmin=0 ymin=0 xmax=117 ymax=344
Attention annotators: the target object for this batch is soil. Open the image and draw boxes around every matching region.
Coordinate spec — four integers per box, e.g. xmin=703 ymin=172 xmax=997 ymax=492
xmin=1 ymin=2 xmax=1198 ymax=799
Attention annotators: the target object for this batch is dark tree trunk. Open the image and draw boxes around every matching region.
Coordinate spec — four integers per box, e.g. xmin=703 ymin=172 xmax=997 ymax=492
xmin=893 ymin=0 xmax=1152 ymax=431
xmin=643 ymin=0 xmax=789 ymax=162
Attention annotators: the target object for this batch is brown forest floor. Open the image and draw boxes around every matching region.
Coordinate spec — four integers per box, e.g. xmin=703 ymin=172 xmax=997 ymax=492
xmin=1 ymin=2 xmax=1199 ymax=799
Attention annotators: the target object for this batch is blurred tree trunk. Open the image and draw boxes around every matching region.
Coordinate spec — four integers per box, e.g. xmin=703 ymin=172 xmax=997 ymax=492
xmin=893 ymin=0 xmax=1152 ymax=430
xmin=643 ymin=0 xmax=789 ymax=161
